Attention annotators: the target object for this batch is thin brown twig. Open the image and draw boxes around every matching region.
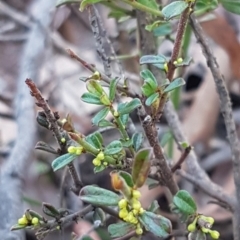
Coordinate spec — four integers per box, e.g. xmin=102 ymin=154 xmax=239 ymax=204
xmin=171 ymin=146 xmax=192 ymax=173
xmin=25 ymin=79 xmax=83 ymax=193
xmin=190 ymin=14 xmax=240 ymax=240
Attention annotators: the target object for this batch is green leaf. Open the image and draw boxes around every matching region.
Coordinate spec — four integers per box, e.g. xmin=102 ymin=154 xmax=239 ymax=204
xmin=85 ymin=132 xmax=103 ymax=149
xmin=174 ymin=56 xmax=193 ymax=67
xmin=86 ymin=80 xmax=104 ymax=96
xmin=162 ymin=1 xmax=188 ymax=20
xmin=132 ymin=148 xmax=152 ymax=188
xmin=138 ymin=0 xmax=158 ymax=10
xmin=145 ymin=20 xmax=166 ymax=32
xmin=220 ymin=0 xmax=240 ymax=15
xmin=108 ymin=10 xmax=128 ymax=19
xmin=109 ymin=78 xmax=119 ymax=101
xmin=120 ymin=114 xmax=129 ymax=126
xmin=132 ymin=132 xmax=144 ymax=151
xmin=51 ymin=153 xmax=78 ymax=171
xmin=93 ymin=208 xmax=106 ymax=225
xmin=148 ymin=200 xmax=160 ymax=213
xmin=81 ymin=93 xmax=103 ymax=105
xmin=163 ymin=78 xmax=185 ymax=93
xmin=98 ymin=119 xmax=115 ymax=127
xmin=56 ymin=0 xmax=80 ymax=7
xmin=118 ymin=98 xmax=142 ymax=115
xmin=119 ymin=171 xmax=134 ymax=188
xmin=139 ymin=211 xmax=172 ymax=237
xmin=179 ymin=141 xmax=189 ymax=149
xmin=160 ymin=131 xmax=173 ymax=147
xmin=42 ymin=202 xmax=60 ymax=218
xmin=145 ymin=92 xmax=159 ymax=106
xmin=80 ymin=0 xmax=108 ymax=11
xmin=94 ymin=165 xmax=105 ymax=173
xmin=120 ymin=138 xmax=133 ymax=148
xmin=140 ymin=69 xmax=157 ymax=88
xmin=104 ymin=140 xmax=122 ymax=155
xmin=153 ymin=23 xmax=172 ymax=36
xmin=92 ymin=107 xmax=109 ymax=126
xmin=108 ymin=222 xmax=135 ymax=238
xmin=11 ymin=224 xmax=27 ymax=231
xmin=79 ymin=186 xmax=120 ymax=206
xmin=141 ymin=82 xmax=156 ymax=97
xmin=140 ymin=55 xmax=167 ymax=65
xmin=173 ymin=190 xmax=197 ymax=215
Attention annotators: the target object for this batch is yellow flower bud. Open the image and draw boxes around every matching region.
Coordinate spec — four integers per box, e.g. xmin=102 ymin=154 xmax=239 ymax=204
xmin=113 ymin=111 xmax=119 ymax=117
xmin=61 ymin=138 xmax=66 ymax=143
xmin=139 ymin=208 xmax=145 ymax=214
xmin=97 ymin=151 xmax=104 ymax=160
xmin=173 ymin=61 xmax=178 ymax=65
xmin=132 ymin=200 xmax=141 ymax=211
xmin=209 ymin=230 xmax=220 ymax=239
xmin=18 ymin=217 xmax=28 ymax=226
xmin=199 ymin=215 xmax=214 ymax=225
xmin=132 ymin=190 xmax=141 ymax=199
xmin=61 ymin=119 xmax=67 ymax=124
xmin=75 ymin=147 xmax=83 ymax=155
xmin=68 ymin=146 xmax=76 ymax=154
xmin=103 ymin=161 xmax=108 ymax=166
xmin=118 ymin=199 xmax=128 ymax=209
xmin=132 ymin=209 xmax=139 ymax=215
xmin=187 ymin=223 xmax=196 ymax=232
xmin=177 ymin=57 xmax=183 ymax=63
xmin=92 ymin=158 xmax=101 ymax=166
xmin=119 ymin=209 xmax=128 ymax=219
xmin=164 ymin=63 xmax=168 ymax=72
xmin=136 ymin=227 xmax=143 ymax=235
xmin=201 ymin=227 xmax=210 ymax=233
xmin=31 ymin=217 xmax=39 ymax=226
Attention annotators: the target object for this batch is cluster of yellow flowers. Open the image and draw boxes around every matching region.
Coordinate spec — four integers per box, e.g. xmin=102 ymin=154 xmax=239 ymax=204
xmin=188 ymin=215 xmax=220 ymax=239
xmin=68 ymin=146 xmax=83 ymax=155
xmin=18 ymin=214 xmax=39 ymax=227
xmin=92 ymin=151 xmax=108 ymax=167
xmin=118 ymin=189 xmax=145 ymax=235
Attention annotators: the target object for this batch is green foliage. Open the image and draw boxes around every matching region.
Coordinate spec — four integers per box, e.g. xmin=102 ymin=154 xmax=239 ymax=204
xmin=132 ymin=132 xmax=144 ymax=152
xmin=119 ymin=171 xmax=134 ymax=188
xmin=153 ymin=23 xmax=172 ymax=36
xmin=162 ymin=1 xmax=188 ymax=20
xmin=92 ymin=107 xmax=110 ymax=126
xmin=109 ymin=78 xmax=119 ymax=101
xmin=42 ymin=202 xmax=60 ymax=218
xmin=79 ymin=186 xmax=120 ymax=206
xmin=140 ymin=54 xmax=167 ymax=65
xmin=80 ymin=0 xmax=108 ymax=11
xmin=163 ymin=78 xmax=185 ymax=93
xmin=138 ymin=0 xmax=158 ymax=10
xmin=81 ymin=93 xmax=103 ymax=105
xmin=147 ymin=200 xmax=160 ymax=213
xmin=220 ymin=0 xmax=240 ymax=15
xmin=108 ymin=222 xmax=135 ymax=238
xmin=145 ymin=92 xmax=159 ymax=106
xmin=51 ymin=153 xmax=78 ymax=171
xmin=104 ymin=140 xmax=123 ymax=155
xmin=139 ymin=211 xmax=172 ymax=237
xmin=118 ymin=99 xmax=142 ymax=115
xmin=85 ymin=132 xmax=103 ymax=149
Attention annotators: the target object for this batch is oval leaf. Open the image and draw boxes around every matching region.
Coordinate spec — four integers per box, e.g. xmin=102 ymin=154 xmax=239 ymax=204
xmin=132 ymin=148 xmax=152 ymax=188
xmin=173 ymin=190 xmax=197 ymax=215
xmin=140 ymin=55 xmax=166 ymax=64
xmin=92 ymin=107 xmax=109 ymax=126
xmin=81 ymin=93 xmax=103 ymax=105
xmin=52 ymin=153 xmax=78 ymax=171
xmin=221 ymin=0 xmax=240 ymax=15
xmin=163 ymin=78 xmax=185 ymax=93
xmin=139 ymin=211 xmax=172 ymax=237
xmin=118 ymin=98 xmax=142 ymax=115
xmin=104 ymin=140 xmax=122 ymax=155
xmin=119 ymin=171 xmax=134 ymax=188
xmin=109 ymin=78 xmax=119 ymax=101
xmin=141 ymin=82 xmax=155 ymax=97
xmin=79 ymin=186 xmax=120 ymax=206
xmin=145 ymin=92 xmax=159 ymax=106
xmin=162 ymin=1 xmax=188 ymax=20
xmin=132 ymin=132 xmax=144 ymax=151
xmin=140 ymin=69 xmax=157 ymax=88
xmin=98 ymin=119 xmax=115 ymax=127
xmin=108 ymin=222 xmax=135 ymax=238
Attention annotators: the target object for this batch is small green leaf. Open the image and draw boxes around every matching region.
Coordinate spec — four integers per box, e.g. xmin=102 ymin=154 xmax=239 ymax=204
xmin=79 ymin=186 xmax=120 ymax=206
xmin=153 ymin=23 xmax=172 ymax=36
xmin=85 ymin=132 xmax=103 ymax=149
xmin=160 ymin=131 xmax=173 ymax=147
xmin=139 ymin=211 xmax=172 ymax=237
xmin=141 ymin=82 xmax=156 ymax=97
xmin=220 ymin=0 xmax=240 ymax=15
xmin=140 ymin=69 xmax=158 ymax=88
xmin=138 ymin=0 xmax=158 ymax=10
xmin=179 ymin=141 xmax=189 ymax=149
xmin=120 ymin=114 xmax=129 ymax=126
xmin=148 ymin=200 xmax=160 ymax=213
xmin=132 ymin=148 xmax=152 ymax=188
xmin=93 ymin=208 xmax=106 ymax=225
xmin=98 ymin=119 xmax=115 ymax=127
xmin=118 ymin=98 xmax=142 ymax=115
xmin=42 ymin=202 xmax=60 ymax=218
xmin=11 ymin=224 xmax=27 ymax=231
xmin=108 ymin=10 xmax=128 ymax=19
xmin=86 ymin=80 xmax=104 ymax=96
xmin=108 ymin=222 xmax=135 ymax=238
xmin=81 ymin=93 xmax=103 ymax=105
xmin=145 ymin=92 xmax=159 ymax=106
xmin=119 ymin=171 xmax=134 ymax=188
xmin=104 ymin=140 xmax=122 ymax=155
xmin=120 ymin=138 xmax=133 ymax=148
xmin=109 ymin=78 xmax=119 ymax=101
xmin=56 ymin=0 xmax=80 ymax=7
xmin=52 ymin=153 xmax=78 ymax=171
xmin=94 ymin=165 xmax=105 ymax=173
xmin=132 ymin=132 xmax=144 ymax=151
xmin=140 ymin=55 xmax=167 ymax=65
xmin=80 ymin=0 xmax=107 ymax=11
xmin=162 ymin=1 xmax=188 ymax=20
xmin=173 ymin=190 xmax=197 ymax=215
xmin=163 ymin=78 xmax=185 ymax=93
xmin=35 ymin=141 xmax=58 ymax=154
xmin=145 ymin=20 xmax=165 ymax=32
xmin=92 ymin=107 xmax=109 ymax=126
